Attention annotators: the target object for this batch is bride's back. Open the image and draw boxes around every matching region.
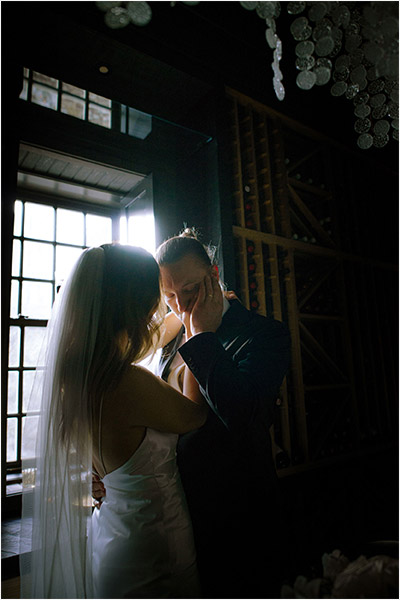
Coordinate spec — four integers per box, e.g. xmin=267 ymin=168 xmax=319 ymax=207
xmin=92 ymin=362 xmax=206 ymax=478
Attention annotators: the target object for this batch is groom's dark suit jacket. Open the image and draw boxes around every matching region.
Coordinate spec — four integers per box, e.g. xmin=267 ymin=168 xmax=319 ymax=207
xmin=159 ymin=299 xmax=291 ymax=598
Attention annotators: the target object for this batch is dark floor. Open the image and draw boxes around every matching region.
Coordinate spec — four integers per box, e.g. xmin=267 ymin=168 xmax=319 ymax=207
xmin=2 ymin=517 xmax=30 ymax=584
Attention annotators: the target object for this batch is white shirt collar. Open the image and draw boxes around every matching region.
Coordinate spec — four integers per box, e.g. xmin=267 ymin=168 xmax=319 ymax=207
xmin=222 ymin=295 xmax=231 ymax=318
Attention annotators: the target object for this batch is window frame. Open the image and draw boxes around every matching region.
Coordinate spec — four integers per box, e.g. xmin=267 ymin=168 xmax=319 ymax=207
xmin=5 ymin=191 xmax=121 ymax=502
xmin=20 ymin=68 xmax=152 ymax=140
xmin=21 ymin=68 xmax=115 ymax=131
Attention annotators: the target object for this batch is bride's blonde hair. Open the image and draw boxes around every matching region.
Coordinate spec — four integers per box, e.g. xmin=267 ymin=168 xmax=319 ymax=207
xmin=58 ymin=244 xmax=166 ymax=444
xmin=90 ymin=243 xmax=165 ymax=389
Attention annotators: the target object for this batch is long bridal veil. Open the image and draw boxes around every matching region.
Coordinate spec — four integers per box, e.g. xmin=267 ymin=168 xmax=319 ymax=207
xmin=20 ymin=247 xmax=105 ymax=599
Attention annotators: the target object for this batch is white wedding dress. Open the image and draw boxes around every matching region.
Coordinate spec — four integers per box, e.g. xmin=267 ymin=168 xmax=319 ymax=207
xmin=91 ymin=427 xmax=200 ymax=599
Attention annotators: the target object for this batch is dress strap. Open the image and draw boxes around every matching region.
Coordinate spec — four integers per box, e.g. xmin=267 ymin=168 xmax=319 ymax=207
xmin=98 ymin=394 xmax=107 ymax=477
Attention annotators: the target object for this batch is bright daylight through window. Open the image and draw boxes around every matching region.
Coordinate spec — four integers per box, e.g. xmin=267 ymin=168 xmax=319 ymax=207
xmin=7 ymin=199 xmax=156 ymax=495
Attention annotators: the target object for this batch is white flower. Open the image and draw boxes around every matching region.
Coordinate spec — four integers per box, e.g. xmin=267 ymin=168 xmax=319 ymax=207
xmin=332 ymin=554 xmax=399 ymax=599
xmin=322 ymin=549 xmax=350 ymax=581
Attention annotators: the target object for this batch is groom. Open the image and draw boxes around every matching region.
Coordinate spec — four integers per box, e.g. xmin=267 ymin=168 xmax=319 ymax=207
xmin=94 ymin=236 xmax=291 ymax=598
xmin=157 ymin=242 xmax=291 ymax=599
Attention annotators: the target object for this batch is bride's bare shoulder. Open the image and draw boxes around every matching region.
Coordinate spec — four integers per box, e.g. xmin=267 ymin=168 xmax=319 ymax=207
xmin=108 ymin=362 xmax=206 ymax=434
xmin=112 ymin=364 xmax=160 ymax=401
xmin=121 ymin=364 xmax=158 ymax=385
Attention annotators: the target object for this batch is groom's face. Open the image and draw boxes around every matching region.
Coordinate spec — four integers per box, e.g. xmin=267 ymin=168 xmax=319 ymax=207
xmin=160 ymin=255 xmax=215 ymax=316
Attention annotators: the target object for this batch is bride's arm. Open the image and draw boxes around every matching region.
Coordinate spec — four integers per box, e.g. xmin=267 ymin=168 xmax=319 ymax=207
xmin=139 ymin=312 xmax=183 ymax=362
xmin=182 ymin=365 xmax=204 ymax=406
xmin=160 ymin=311 xmax=184 ymax=347
xmin=121 ymin=365 xmax=207 ymax=433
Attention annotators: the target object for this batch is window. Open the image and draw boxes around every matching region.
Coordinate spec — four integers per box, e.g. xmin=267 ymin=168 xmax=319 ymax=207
xmin=6 ymin=199 xmax=114 ymax=495
xmin=20 ymin=68 xmax=112 ymax=129
xmin=20 ymin=68 xmax=152 ymax=139
xmin=6 ymin=187 xmax=157 ymax=496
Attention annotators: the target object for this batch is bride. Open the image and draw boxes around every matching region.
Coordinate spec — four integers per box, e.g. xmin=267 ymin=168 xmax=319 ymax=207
xmin=20 ymin=243 xmax=208 ymax=599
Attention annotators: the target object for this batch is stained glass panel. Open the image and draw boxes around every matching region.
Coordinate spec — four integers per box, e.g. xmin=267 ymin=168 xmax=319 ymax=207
xmin=88 ymin=103 xmax=111 ymax=128
xmin=32 ymin=71 xmax=59 ymax=88
xmin=89 ymin=92 xmax=112 ymax=108
xmin=61 ymin=94 xmax=86 ymax=120
xmin=62 ymin=82 xmax=86 ymax=98
xmin=31 ymin=83 xmax=58 ymax=110
xmin=19 ymin=78 xmax=28 ymax=101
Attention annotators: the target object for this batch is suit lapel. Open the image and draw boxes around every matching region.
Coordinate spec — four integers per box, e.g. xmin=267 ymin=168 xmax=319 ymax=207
xmin=160 ymin=301 xmax=251 ymax=378
xmin=216 ymin=300 xmax=251 ymax=350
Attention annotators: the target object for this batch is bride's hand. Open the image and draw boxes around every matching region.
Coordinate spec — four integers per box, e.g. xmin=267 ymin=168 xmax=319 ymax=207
xmin=224 ymin=290 xmax=240 ymax=301
xmin=92 ymin=472 xmax=106 ymax=509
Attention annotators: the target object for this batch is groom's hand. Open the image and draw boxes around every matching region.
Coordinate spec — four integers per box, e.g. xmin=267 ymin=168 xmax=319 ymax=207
xmin=190 ymin=275 xmax=223 ymax=335
xmin=92 ymin=472 xmax=106 ymax=509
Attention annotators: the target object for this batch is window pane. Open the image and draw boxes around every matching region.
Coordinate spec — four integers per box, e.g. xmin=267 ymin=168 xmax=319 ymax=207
xmin=128 ymin=214 xmax=156 ymax=255
xmin=10 ymin=280 xmax=20 ymax=318
xmin=14 ymin=200 xmax=23 ymax=236
xmin=119 ymin=215 xmax=128 ymax=245
xmin=56 ymin=208 xmax=84 ymax=245
xmin=24 ymin=202 xmax=55 ymax=241
xmin=128 ymin=108 xmax=152 ymax=140
xmin=32 ymin=72 xmax=59 ymax=88
xmin=21 ymin=281 xmax=53 ymax=319
xmin=61 ymin=94 xmax=85 ymax=120
xmin=88 ymin=103 xmax=111 ymax=129
xmin=12 ymin=239 xmax=21 ymax=276
xmin=9 ymin=327 xmax=21 ymax=367
xmin=19 ymin=78 xmax=28 ymax=101
xmin=55 ymin=245 xmax=83 ymax=286
xmin=24 ymin=327 xmax=46 ymax=367
xmin=7 ymin=371 xmax=19 ymax=414
xmin=89 ymin=92 xmax=111 ymax=108
xmin=31 ymin=83 xmax=58 ymax=110
xmin=23 ymin=371 xmax=38 ymax=412
xmin=22 ymin=415 xmax=39 ymax=460
xmin=62 ymin=82 xmax=86 ymax=98
xmin=7 ymin=418 xmax=18 ymax=462
xmin=23 ymin=241 xmax=53 ymax=280
xmin=86 ymin=214 xmax=112 ymax=247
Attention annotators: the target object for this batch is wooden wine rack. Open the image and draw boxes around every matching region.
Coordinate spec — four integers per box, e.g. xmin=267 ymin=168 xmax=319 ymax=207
xmin=225 ymin=87 xmax=397 ymax=475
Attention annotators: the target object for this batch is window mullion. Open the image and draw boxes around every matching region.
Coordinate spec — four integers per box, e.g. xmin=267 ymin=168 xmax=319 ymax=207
xmin=17 ymin=327 xmax=25 ymax=464
xmin=85 ymin=90 xmax=89 ymax=123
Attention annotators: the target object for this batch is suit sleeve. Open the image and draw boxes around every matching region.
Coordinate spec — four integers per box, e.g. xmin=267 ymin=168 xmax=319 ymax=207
xmin=178 ymin=319 xmax=291 ymax=435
